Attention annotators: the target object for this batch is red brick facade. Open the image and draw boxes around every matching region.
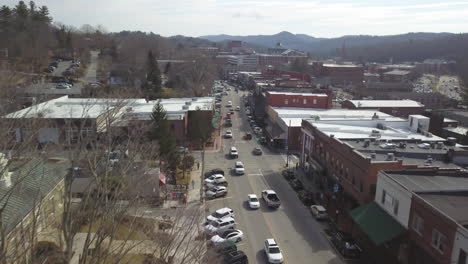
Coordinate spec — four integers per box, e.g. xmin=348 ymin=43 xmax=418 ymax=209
xmin=408 ymin=196 xmax=458 ymax=264
xmin=266 ymin=92 xmax=331 ymax=109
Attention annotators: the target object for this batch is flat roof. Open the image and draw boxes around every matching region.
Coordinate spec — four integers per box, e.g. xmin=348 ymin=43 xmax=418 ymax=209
xmin=267 ymin=91 xmax=328 ymax=97
xmin=383 ymin=70 xmax=411 ymax=76
xmin=345 ymin=100 xmax=424 ymax=108
xmin=418 ymin=193 xmax=468 ymax=226
xmin=323 ymin=64 xmax=361 ymax=68
xmin=444 ymin=126 xmax=468 ymax=135
xmin=274 ymin=107 xmax=402 ymax=121
xmin=6 ymin=96 xmax=214 ymax=120
xmin=384 ymin=170 xmax=468 ymax=192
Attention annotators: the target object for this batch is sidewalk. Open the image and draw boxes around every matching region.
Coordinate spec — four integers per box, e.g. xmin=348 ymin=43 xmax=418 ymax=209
xmin=187 ymin=159 xmax=203 ymax=203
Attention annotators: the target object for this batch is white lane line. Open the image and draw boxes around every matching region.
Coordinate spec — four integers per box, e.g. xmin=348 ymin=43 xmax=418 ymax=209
xmin=247 ymin=173 xmax=262 ymax=176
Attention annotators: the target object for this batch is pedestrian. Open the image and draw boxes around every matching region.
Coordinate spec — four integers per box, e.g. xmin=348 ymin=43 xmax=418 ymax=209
xmin=191 ymin=179 xmax=195 ymax=189
xmin=197 ymin=162 xmax=200 ymax=170
xmin=295 ymin=162 xmax=299 ymax=170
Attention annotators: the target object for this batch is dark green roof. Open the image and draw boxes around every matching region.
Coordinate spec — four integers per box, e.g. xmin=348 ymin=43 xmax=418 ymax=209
xmin=350 ymin=202 xmax=406 ymax=246
xmin=0 ymin=158 xmax=70 ymax=234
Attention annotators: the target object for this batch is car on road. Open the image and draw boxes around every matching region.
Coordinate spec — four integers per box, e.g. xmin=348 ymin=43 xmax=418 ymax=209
xmin=177 ymin=146 xmax=189 ymax=153
xmin=230 ymin=147 xmax=239 ymax=158
xmin=262 ymin=190 xmax=281 ymax=208
xmin=223 ymin=250 xmax=248 ymax=264
xmin=282 ymin=169 xmax=295 ymax=180
xmin=206 ymin=207 xmax=235 ymax=223
xmin=205 ymin=168 xmax=225 ymax=178
xmin=206 ymin=186 xmax=228 ymax=199
xmin=225 ymin=130 xmax=233 ymax=138
xmin=222 ymin=91 xmax=228 ymax=95
xmin=234 ymin=161 xmax=245 ymax=175
xmin=246 ymin=109 xmax=251 ymax=115
xmin=235 ymin=106 xmax=240 ymax=111
xmin=204 ymin=216 xmax=236 ymax=235
xmin=204 ymin=174 xmax=226 ymax=185
xmin=264 ymin=238 xmax=283 ymax=263
xmin=211 ymin=229 xmax=244 ymax=245
xmin=55 ymin=83 xmax=71 ymax=89
xmin=230 ymin=108 xmax=235 ymax=114
xmin=243 ymin=133 xmax=252 ymax=140
xmin=253 ymin=147 xmax=262 ymax=155
xmin=227 ymin=101 xmax=232 ymax=107
xmin=247 ymin=194 xmax=260 ymax=209
xmin=310 ymin=205 xmax=328 ymax=220
xmin=290 ymin=179 xmax=303 ymax=190
xmin=254 ymin=127 xmax=262 ymax=135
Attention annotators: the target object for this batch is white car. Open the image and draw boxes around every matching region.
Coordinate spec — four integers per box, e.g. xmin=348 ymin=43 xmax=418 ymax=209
xmin=247 ymin=194 xmax=260 ymax=209
xmin=204 ymin=174 xmax=225 ymax=185
xmin=206 ymin=207 xmax=234 ymax=223
xmin=264 ymin=238 xmax=284 ymax=263
xmin=56 ymin=83 xmax=71 ymax=89
xmin=235 ymin=106 xmax=240 ymax=111
xmin=235 ymin=161 xmax=245 ymax=175
xmin=211 ymin=229 xmax=243 ymax=245
xmin=310 ymin=205 xmax=328 ymax=220
xmin=204 ymin=216 xmax=236 ymax=235
xmin=227 ymin=101 xmax=233 ymax=107
xmin=230 ymin=147 xmax=239 ymax=158
xmin=225 ymin=130 xmax=233 ymax=138
xmin=206 ymin=186 xmax=228 ymax=199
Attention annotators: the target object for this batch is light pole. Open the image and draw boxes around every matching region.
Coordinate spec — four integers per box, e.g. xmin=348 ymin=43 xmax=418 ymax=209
xmin=285 ymin=120 xmax=291 ymax=167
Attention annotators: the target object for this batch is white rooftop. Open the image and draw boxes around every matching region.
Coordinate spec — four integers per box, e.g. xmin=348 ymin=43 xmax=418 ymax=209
xmin=346 ymin=100 xmax=424 ymax=108
xmin=6 ymin=96 xmax=214 ymax=120
xmin=267 ymin=91 xmax=328 ymax=97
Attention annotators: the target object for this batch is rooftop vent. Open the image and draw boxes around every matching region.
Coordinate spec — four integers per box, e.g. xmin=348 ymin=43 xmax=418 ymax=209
xmin=363 ymin=139 xmax=370 ymax=148
xmin=398 ymin=142 xmax=407 ymax=149
xmin=376 ymin=123 xmax=387 ymax=130
xmin=370 ymin=152 xmax=377 ymax=159
xmin=436 ymin=142 xmax=444 ymax=149
xmin=417 ymin=143 xmax=431 ymax=149
xmin=371 ymin=130 xmax=381 ymax=137
xmin=386 ymin=153 xmax=395 ymax=161
xmin=192 ymin=97 xmax=198 ymax=101
xmin=185 ymin=101 xmax=192 ymax=106
xmin=380 ymin=143 xmax=396 ymax=149
xmin=182 ymin=105 xmax=189 ymax=110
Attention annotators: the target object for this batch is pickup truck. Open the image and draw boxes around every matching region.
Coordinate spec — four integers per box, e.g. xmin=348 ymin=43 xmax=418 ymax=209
xmin=262 ymin=190 xmax=281 ymax=208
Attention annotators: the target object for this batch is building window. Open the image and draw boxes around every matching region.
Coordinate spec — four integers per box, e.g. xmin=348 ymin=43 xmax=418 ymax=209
xmin=303 ymin=99 xmax=307 ymax=104
xmin=431 ymin=229 xmax=446 ymax=253
xmin=381 ymin=190 xmax=386 ymax=204
xmin=359 ymin=181 xmax=364 ymax=192
xmin=412 ymin=214 xmax=424 ymax=235
xmin=393 ymin=199 xmax=399 ymax=215
xmin=285 ymin=99 xmax=288 ymax=105
xmin=313 ymin=99 xmax=317 ymax=104
xmin=458 ymin=249 xmax=467 ymax=264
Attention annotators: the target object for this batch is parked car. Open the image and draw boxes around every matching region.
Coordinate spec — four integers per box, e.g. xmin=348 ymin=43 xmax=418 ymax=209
xmin=330 ymin=231 xmax=363 ymax=259
xmin=204 ymin=216 xmax=236 ymax=235
xmin=230 ymin=147 xmax=239 ymax=158
xmin=55 ymin=83 xmax=71 ymax=89
xmin=297 ymin=190 xmax=315 ymax=206
xmin=264 ymin=238 xmax=283 ymax=263
xmin=205 ymin=168 xmax=225 ymax=178
xmin=205 ymin=178 xmax=229 ymax=188
xmin=177 ymin=146 xmax=189 ymax=153
xmin=211 ymin=229 xmax=244 ymax=245
xmin=225 ymin=130 xmax=233 ymax=138
xmin=207 ymin=207 xmax=235 ymax=223
xmin=204 ymin=174 xmax=226 ymax=185
xmin=230 ymin=108 xmax=235 ymax=114
xmin=254 ymin=127 xmax=262 ymax=135
xmin=234 ymin=161 xmax=245 ymax=175
xmin=252 ymin=147 xmax=262 ymax=155
xmin=247 ymin=194 xmax=260 ymax=209
xmin=243 ymin=133 xmax=252 ymax=140
xmin=227 ymin=101 xmax=232 ymax=107
xmin=290 ymin=179 xmax=303 ymax=191
xmin=262 ymin=190 xmax=281 ymax=208
xmin=206 ymin=186 xmax=228 ymax=199
xmin=310 ymin=205 xmax=328 ymax=220
xmin=223 ymin=250 xmax=248 ymax=264
xmin=235 ymin=106 xmax=240 ymax=111
xmin=282 ymin=170 xmax=295 ymax=180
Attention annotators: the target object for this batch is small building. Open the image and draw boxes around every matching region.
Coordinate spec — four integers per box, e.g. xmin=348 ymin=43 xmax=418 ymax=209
xmin=382 ymin=70 xmax=412 ymax=83
xmin=341 ymin=99 xmax=425 ymax=118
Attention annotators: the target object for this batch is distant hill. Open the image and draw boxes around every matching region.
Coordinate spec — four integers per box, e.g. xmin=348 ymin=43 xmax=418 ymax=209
xmin=200 ymin=31 xmax=454 ymax=53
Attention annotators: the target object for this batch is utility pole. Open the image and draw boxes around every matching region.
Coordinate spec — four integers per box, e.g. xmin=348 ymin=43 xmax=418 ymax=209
xmin=286 ymin=119 xmax=291 ymax=167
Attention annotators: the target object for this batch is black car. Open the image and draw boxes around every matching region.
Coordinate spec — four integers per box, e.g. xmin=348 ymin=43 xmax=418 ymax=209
xmin=290 ymin=179 xmax=304 ymax=191
xmin=224 ymin=250 xmax=248 ymax=264
xmin=297 ymin=190 xmax=315 ymax=206
xmin=204 ymin=168 xmax=225 ymax=178
xmin=330 ymin=231 xmax=362 ymax=259
xmin=282 ymin=169 xmax=296 ymax=180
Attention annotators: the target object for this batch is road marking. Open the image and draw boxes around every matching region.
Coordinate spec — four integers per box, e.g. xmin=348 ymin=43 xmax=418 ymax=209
xmin=247 ymin=173 xmax=263 ymax=176
xmin=205 ymin=196 xmax=233 ymax=202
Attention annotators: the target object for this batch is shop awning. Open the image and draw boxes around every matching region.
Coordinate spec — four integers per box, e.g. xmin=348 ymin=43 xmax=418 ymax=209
xmin=350 ymin=202 xmax=405 ymax=246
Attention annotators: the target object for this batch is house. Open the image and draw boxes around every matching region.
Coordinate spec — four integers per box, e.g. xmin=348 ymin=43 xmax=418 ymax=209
xmin=0 ymin=156 xmax=70 ymax=262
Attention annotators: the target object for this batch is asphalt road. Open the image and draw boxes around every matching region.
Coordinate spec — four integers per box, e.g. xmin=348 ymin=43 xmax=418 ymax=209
xmin=204 ymin=84 xmax=343 ymax=264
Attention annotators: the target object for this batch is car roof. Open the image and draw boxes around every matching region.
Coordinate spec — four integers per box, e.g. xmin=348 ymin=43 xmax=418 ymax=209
xmin=312 ymin=205 xmax=326 ymax=211
xmin=215 ymin=186 xmax=227 ymax=190
xmin=263 ymin=190 xmax=276 ymax=194
xmin=266 ymin=238 xmax=277 ymax=246
xmin=235 ymin=161 xmax=244 ymax=166
xmin=218 ymin=216 xmax=234 ymax=222
xmin=248 ymin=194 xmax=257 ymax=199
xmin=216 ymin=207 xmax=233 ymax=214
xmin=230 ymin=146 xmax=237 ymax=150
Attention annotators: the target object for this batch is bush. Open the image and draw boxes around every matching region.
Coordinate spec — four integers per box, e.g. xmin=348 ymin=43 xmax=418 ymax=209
xmin=179 ymin=155 xmax=195 ymax=170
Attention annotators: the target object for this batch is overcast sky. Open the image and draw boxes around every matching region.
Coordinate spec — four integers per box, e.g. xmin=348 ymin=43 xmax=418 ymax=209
xmin=6 ymin=0 xmax=468 ymax=37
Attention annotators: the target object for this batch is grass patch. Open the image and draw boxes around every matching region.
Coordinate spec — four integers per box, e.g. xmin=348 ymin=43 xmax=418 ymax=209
xmin=80 ymin=219 xmax=148 ymax=240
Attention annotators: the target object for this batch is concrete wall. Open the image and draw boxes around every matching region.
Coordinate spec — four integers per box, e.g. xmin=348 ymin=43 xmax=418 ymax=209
xmin=375 ymin=172 xmax=413 ymax=228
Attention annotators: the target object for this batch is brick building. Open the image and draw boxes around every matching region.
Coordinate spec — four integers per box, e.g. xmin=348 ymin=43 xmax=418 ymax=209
xmin=341 ymin=99 xmax=425 ymax=118
xmin=265 ymin=91 xmax=331 ymax=109
xmin=311 ymin=62 xmax=364 ymax=86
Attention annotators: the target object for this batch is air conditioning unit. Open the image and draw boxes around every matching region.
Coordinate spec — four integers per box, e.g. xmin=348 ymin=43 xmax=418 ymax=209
xmin=386 ymin=153 xmax=395 ymax=161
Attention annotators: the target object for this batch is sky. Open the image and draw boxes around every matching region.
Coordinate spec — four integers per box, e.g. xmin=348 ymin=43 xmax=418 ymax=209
xmin=5 ymin=0 xmax=468 ymax=37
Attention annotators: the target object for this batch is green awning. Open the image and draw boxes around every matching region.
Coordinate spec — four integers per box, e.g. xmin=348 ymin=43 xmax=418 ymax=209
xmin=350 ymin=202 xmax=405 ymax=246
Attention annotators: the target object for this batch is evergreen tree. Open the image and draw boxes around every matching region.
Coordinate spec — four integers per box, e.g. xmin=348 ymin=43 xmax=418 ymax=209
xmin=148 ymin=102 xmax=177 ymax=162
xmin=145 ymin=50 xmax=162 ymax=98
xmin=0 ymin=6 xmax=13 ymax=31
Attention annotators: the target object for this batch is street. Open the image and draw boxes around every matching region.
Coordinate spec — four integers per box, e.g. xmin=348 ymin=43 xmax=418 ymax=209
xmin=204 ymin=84 xmax=343 ymax=264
